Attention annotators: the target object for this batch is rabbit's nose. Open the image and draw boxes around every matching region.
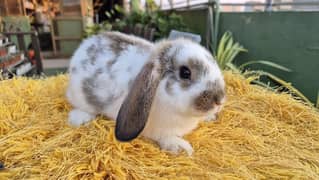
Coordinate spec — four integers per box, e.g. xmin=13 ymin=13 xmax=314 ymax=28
xmin=194 ymin=89 xmax=225 ymax=112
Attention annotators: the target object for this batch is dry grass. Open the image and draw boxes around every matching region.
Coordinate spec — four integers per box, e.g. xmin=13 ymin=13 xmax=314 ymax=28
xmin=0 ymin=71 xmax=318 ymax=179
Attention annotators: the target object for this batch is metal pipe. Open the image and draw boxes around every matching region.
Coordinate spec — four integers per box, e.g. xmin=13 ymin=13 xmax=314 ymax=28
xmin=220 ymin=2 xmax=319 ymax=6
xmin=161 ymin=0 xmax=319 ymax=11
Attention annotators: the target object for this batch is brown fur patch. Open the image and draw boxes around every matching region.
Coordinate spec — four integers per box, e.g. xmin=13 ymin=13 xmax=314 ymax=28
xmin=194 ymin=90 xmax=216 ymax=112
xmin=116 ymin=62 xmax=159 ymax=141
xmin=128 ymin=79 xmax=134 ymax=88
xmin=104 ymin=32 xmax=152 ymax=56
xmin=106 ymin=58 xmax=117 ymax=70
xmin=188 ymin=58 xmax=209 ymax=78
xmin=86 ymin=37 xmax=105 ymax=65
xmin=194 ymin=80 xmax=225 ymax=112
xmin=165 ymin=75 xmax=176 ymax=95
xmin=86 ymin=44 xmax=97 ymax=61
xmin=206 ymin=80 xmax=225 ymax=103
xmin=81 ymin=59 xmax=89 ymax=70
xmin=101 ymin=32 xmax=152 ymax=74
xmin=156 ymin=44 xmax=173 ymax=76
xmin=82 ymin=69 xmax=119 ymax=112
xmin=82 ymin=76 xmax=104 ymax=112
xmin=96 ymin=68 xmax=104 ymax=75
xmin=180 ymin=80 xmax=192 ymax=89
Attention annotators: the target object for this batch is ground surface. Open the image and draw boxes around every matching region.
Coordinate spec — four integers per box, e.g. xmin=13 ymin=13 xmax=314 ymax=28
xmin=0 ymin=71 xmax=318 ymax=179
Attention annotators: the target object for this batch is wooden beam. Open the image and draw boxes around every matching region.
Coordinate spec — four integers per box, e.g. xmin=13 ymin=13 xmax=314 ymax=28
xmin=18 ymin=0 xmax=23 ymax=15
xmin=31 ymin=33 xmax=43 ymax=74
xmin=3 ymin=31 xmax=35 ymax=36
xmin=53 ymin=36 xmax=81 ymax=40
xmin=50 ymin=22 xmax=57 ymax=56
xmin=53 ymin=16 xmax=83 ymax=20
xmin=4 ymin=0 xmax=9 ymax=15
xmin=21 ymin=0 xmax=26 ymax=15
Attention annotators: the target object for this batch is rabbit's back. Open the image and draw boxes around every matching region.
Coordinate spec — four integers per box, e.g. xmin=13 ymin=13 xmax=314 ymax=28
xmin=67 ymin=32 xmax=153 ymax=119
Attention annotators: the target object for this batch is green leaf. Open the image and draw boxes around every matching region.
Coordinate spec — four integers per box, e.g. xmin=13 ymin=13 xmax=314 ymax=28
xmin=216 ymin=31 xmax=247 ymax=70
xmin=217 ymin=32 xmax=230 ymax=62
xmin=105 ymin=11 xmax=112 ymax=18
xmin=224 ymin=46 xmax=247 ymax=66
xmin=226 ymin=62 xmax=241 ymax=73
xmin=220 ymin=37 xmax=234 ymax=66
xmin=114 ymin=4 xmax=124 ymax=13
xmin=249 ymin=70 xmax=313 ymax=106
xmin=239 ymin=60 xmax=292 ymax=72
xmin=251 ymin=80 xmax=275 ymax=91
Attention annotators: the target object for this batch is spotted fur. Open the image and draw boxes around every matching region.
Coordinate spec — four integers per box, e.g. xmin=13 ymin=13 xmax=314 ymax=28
xmin=66 ymin=32 xmax=226 ymax=156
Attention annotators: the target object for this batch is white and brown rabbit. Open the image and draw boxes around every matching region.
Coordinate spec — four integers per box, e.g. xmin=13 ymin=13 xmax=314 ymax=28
xmin=66 ymin=31 xmax=226 ymax=155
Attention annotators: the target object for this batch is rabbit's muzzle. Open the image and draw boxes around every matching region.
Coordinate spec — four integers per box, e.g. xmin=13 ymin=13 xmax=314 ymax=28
xmin=193 ymin=87 xmax=225 ymax=113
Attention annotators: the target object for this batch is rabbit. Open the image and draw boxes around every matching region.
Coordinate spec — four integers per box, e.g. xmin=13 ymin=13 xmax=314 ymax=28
xmin=66 ymin=31 xmax=226 ymax=155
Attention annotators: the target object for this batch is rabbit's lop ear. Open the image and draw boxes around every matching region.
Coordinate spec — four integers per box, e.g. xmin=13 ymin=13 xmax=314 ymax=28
xmin=115 ymin=62 xmax=161 ymax=141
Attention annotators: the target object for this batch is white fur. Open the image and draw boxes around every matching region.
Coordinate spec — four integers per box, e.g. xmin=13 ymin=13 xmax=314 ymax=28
xmin=66 ymin=32 xmax=225 ymax=155
xmin=67 ymin=33 xmax=152 ymax=119
xmin=69 ymin=109 xmax=95 ymax=126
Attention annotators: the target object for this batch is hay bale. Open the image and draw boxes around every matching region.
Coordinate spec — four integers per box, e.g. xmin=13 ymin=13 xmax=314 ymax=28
xmin=0 ymin=71 xmax=318 ymax=179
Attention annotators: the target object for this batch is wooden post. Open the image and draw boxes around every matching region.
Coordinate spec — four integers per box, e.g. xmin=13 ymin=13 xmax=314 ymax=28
xmin=18 ymin=0 xmax=23 ymax=15
xmin=50 ymin=19 xmax=57 ymax=56
xmin=31 ymin=32 xmax=43 ymax=74
xmin=4 ymin=0 xmax=9 ymax=15
xmin=206 ymin=5 xmax=214 ymax=50
xmin=20 ymin=0 xmax=27 ymax=15
xmin=3 ymin=31 xmax=43 ymax=74
xmin=17 ymin=33 xmax=27 ymax=54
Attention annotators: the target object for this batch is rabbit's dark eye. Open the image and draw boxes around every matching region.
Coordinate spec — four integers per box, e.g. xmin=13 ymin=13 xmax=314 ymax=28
xmin=179 ymin=66 xmax=191 ymax=80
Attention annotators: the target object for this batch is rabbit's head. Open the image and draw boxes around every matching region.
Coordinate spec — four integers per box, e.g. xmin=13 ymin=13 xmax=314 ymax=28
xmin=115 ymin=38 xmax=226 ymax=141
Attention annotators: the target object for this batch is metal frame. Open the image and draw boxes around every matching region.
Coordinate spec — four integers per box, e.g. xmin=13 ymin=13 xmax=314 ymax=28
xmin=50 ymin=16 xmax=84 ymax=56
xmin=220 ymin=1 xmax=319 ymax=7
xmin=160 ymin=1 xmax=217 ymax=51
xmin=2 ymin=31 xmax=44 ymax=74
xmin=160 ymin=0 xmax=319 ymax=11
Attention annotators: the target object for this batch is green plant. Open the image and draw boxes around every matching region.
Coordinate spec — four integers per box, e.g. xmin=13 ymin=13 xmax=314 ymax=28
xmin=118 ymin=10 xmax=188 ymax=39
xmin=216 ymin=31 xmax=247 ymax=70
xmin=84 ymin=4 xmax=188 ymax=39
xmin=84 ymin=21 xmax=113 ymax=37
xmin=216 ymin=31 xmax=313 ymax=106
xmin=84 ymin=4 xmax=125 ymax=38
xmin=145 ymin=0 xmax=159 ymax=12
xmin=131 ymin=0 xmax=142 ymax=13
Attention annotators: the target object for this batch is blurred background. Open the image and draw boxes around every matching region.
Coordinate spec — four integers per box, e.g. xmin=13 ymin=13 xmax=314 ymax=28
xmin=0 ymin=0 xmax=318 ymax=105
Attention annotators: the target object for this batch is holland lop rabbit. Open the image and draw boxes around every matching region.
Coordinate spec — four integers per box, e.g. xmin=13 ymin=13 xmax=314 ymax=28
xmin=66 ymin=32 xmax=226 ymax=155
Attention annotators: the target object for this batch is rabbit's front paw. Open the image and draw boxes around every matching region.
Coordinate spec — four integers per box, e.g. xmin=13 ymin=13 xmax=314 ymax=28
xmin=68 ymin=109 xmax=95 ymax=127
xmin=204 ymin=113 xmax=218 ymax=122
xmin=158 ymin=136 xmax=193 ymax=156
